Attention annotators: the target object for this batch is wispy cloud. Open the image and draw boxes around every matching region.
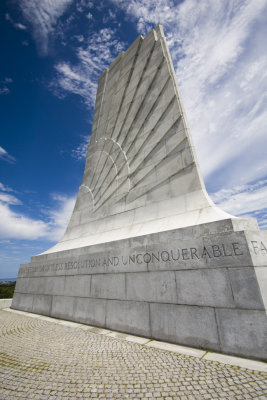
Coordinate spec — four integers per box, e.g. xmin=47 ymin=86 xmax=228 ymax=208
xmin=52 ymin=28 xmax=126 ymax=107
xmin=5 ymin=13 xmax=27 ymax=30
xmin=0 ymin=183 xmax=14 ymax=192
xmin=211 ymin=180 xmax=267 ymax=229
xmin=0 ymin=193 xmax=22 ymax=205
xmin=0 ymin=88 xmax=10 ymax=95
xmin=0 ymin=147 xmax=16 ymax=164
xmin=15 ymin=0 xmax=73 ymax=55
xmin=0 ymin=78 xmax=13 ymax=95
xmin=71 ymin=135 xmax=90 ymax=160
xmin=76 ymin=0 xmax=94 ymax=13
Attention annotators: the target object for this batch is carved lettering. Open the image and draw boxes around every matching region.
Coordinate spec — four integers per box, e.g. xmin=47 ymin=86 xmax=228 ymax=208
xmin=221 ymin=244 xmax=232 ymax=257
xmin=136 ymin=254 xmax=143 ymax=264
xmin=129 ymin=255 xmax=135 ymax=264
xmin=122 ymin=256 xmax=128 ymax=265
xmin=201 ymin=246 xmax=211 ymax=258
xmin=190 ymin=248 xmax=199 ymax=259
xmin=22 ymin=240 xmax=249 ymax=276
xmin=232 ymin=242 xmax=243 ymax=256
xmin=212 ymin=245 xmax=222 ymax=258
xmin=152 ymin=252 xmax=160 ymax=262
xmin=143 ymin=253 xmax=151 ymax=263
xmin=170 ymin=250 xmax=180 ymax=261
xmin=182 ymin=248 xmax=190 ymax=260
xmin=161 ymin=251 xmax=170 ymax=262
xmin=251 ymin=240 xmax=267 ymax=255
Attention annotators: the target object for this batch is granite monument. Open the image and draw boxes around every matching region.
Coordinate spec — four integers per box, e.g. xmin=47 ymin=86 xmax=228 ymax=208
xmin=12 ymin=26 xmax=267 ymax=360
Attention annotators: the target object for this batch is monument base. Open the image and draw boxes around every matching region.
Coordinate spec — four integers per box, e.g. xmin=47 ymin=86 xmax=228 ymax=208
xmin=12 ymin=217 xmax=267 ymax=360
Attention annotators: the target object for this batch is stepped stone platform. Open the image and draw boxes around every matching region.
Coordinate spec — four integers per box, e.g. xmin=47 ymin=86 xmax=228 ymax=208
xmin=12 ymin=25 xmax=267 ymax=361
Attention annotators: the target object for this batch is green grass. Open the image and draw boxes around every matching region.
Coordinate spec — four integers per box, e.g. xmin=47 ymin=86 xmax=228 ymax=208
xmin=0 ymin=282 xmax=16 ymax=299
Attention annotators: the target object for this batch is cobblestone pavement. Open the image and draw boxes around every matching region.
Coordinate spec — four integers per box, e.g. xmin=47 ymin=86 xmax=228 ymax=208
xmin=0 ymin=309 xmax=266 ymax=400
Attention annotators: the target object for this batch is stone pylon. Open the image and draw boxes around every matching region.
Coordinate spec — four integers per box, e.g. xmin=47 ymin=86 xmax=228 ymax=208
xmin=13 ymin=26 xmax=267 ymax=361
xmin=45 ymin=25 xmax=232 ymax=254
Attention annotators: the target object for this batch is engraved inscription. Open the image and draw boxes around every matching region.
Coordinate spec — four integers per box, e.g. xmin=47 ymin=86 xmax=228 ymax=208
xmin=251 ymin=240 xmax=267 ymax=255
xmin=20 ymin=241 xmax=245 ymax=276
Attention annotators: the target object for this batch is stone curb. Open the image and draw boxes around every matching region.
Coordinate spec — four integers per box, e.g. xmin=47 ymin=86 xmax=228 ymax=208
xmin=3 ymin=307 xmax=267 ymax=373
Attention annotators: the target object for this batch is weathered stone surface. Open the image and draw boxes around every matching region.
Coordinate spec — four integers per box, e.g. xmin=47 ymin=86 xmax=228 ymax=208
xmin=228 ymin=267 xmax=265 ymax=310
xmin=32 ymin=294 xmax=52 ymax=315
xmin=12 ymin=293 xmax=33 ymax=312
xmin=175 ymin=269 xmax=235 ymax=308
xmin=150 ymin=303 xmax=220 ymax=351
xmin=106 ymin=300 xmax=150 ymax=337
xmin=12 ymin=25 xmax=267 ymax=360
xmin=74 ymin=297 xmax=106 ymax=326
xmin=126 ymin=271 xmax=177 ymax=303
xmin=216 ymin=308 xmax=267 ymax=360
xmin=51 ymin=296 xmax=75 ymax=320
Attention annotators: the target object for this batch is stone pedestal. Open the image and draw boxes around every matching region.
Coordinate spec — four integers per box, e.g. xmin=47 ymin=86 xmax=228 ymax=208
xmin=13 ymin=218 xmax=267 ymax=360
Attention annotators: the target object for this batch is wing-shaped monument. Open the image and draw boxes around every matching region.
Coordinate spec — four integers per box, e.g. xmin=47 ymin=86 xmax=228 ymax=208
xmin=13 ymin=26 xmax=267 ymax=360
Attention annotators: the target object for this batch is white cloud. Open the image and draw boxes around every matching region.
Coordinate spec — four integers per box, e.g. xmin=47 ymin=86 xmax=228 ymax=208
xmin=53 ymin=28 xmax=126 ymax=107
xmin=16 ymin=0 xmax=73 ymax=55
xmin=5 ymin=13 xmax=27 ymax=30
xmin=76 ymin=0 xmax=94 ymax=13
xmin=0 ymin=187 xmax=75 ymax=242
xmin=0 ymin=202 xmax=48 ymax=240
xmin=72 ymin=135 xmax=90 ymax=160
xmin=211 ymin=180 xmax=267 ymax=229
xmin=44 ymin=194 xmax=76 ymax=241
xmin=15 ymin=22 xmax=27 ymax=30
xmin=0 ymin=183 xmax=14 ymax=192
xmin=0 ymin=87 xmax=10 ymax=95
xmin=211 ymin=180 xmax=267 ymax=213
xmin=0 ymin=147 xmax=16 ymax=164
xmin=0 ymin=78 xmax=13 ymax=95
xmin=53 ymin=61 xmax=97 ymax=107
xmin=0 ymin=193 xmax=21 ymax=205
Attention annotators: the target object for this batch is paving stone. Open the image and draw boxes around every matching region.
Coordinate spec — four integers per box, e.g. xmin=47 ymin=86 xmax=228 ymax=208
xmin=0 ymin=309 xmax=266 ymax=400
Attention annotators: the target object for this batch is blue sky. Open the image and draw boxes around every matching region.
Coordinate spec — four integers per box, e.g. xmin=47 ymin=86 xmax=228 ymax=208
xmin=0 ymin=0 xmax=267 ymax=279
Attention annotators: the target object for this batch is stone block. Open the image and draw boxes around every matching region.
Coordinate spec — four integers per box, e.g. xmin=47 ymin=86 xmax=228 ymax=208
xmin=175 ymin=269 xmax=235 ymax=308
xmin=51 ymin=296 xmax=75 ymax=320
xmin=14 ymin=277 xmax=30 ymax=293
xmin=228 ymin=267 xmax=265 ymax=310
xmin=91 ymin=273 xmax=126 ymax=299
xmin=73 ymin=297 xmax=106 ymax=326
xmin=126 ymin=271 xmax=177 ymax=303
xmin=106 ymin=300 xmax=150 ymax=337
xmin=64 ymin=275 xmax=91 ymax=297
xmin=254 ymin=266 xmax=267 ymax=312
xmin=245 ymin=230 xmax=267 ymax=266
xmin=43 ymin=276 xmax=65 ymax=296
xmin=32 ymin=294 xmax=52 ymax=315
xmin=216 ymin=308 xmax=267 ymax=360
xmin=150 ymin=303 xmax=220 ymax=351
xmin=11 ymin=293 xmax=33 ymax=312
